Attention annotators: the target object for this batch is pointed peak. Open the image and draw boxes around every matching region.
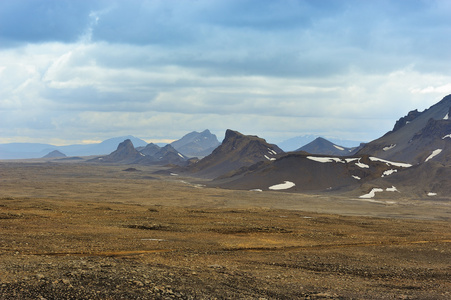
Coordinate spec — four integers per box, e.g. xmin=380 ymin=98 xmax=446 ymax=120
xmin=224 ymin=129 xmax=243 ymax=140
xmin=117 ymin=139 xmax=134 ymax=150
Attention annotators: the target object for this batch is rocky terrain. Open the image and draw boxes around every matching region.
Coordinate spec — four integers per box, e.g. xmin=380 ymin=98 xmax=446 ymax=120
xmin=0 ymin=162 xmax=450 ymax=299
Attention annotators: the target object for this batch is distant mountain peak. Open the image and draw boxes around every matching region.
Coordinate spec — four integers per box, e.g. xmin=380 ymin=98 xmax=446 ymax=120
xmin=171 ymin=129 xmax=220 ymax=158
xmin=296 ymin=137 xmax=362 ymax=156
xmin=42 ymin=150 xmax=66 ymax=158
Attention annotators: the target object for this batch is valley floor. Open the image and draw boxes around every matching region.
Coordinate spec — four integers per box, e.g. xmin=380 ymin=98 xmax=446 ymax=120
xmin=0 ymin=162 xmax=450 ymax=299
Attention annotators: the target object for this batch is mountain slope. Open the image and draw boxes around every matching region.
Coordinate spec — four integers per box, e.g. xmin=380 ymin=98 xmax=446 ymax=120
xmin=357 ymin=94 xmax=451 ymax=164
xmin=213 ymin=153 xmax=412 ymax=193
xmin=184 ymin=129 xmax=284 ymax=178
xmin=171 ymin=130 xmax=220 ymax=157
xmin=297 ymin=137 xmax=362 ymax=156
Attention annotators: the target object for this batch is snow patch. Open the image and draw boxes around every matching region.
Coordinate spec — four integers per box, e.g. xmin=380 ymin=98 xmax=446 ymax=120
xmin=386 ymin=186 xmax=398 ymax=192
xmin=264 ymin=155 xmax=276 ymax=161
xmin=383 ymin=144 xmax=396 ymax=151
xmin=267 ymin=148 xmax=278 ymax=155
xmin=427 ymin=192 xmax=437 ymax=196
xmin=359 ymin=188 xmax=384 ymax=199
xmin=359 ymin=186 xmax=398 ymax=199
xmin=333 ymin=145 xmax=345 ymax=151
xmin=444 ymin=113 xmax=449 ymax=120
xmin=355 ymin=158 xmax=369 ymax=169
xmin=382 ymin=169 xmax=397 ymax=177
xmin=307 ymin=156 xmax=345 ymax=163
xmin=249 ymin=189 xmax=263 ymax=192
xmin=177 ymin=153 xmax=184 ymax=158
xmin=425 ymin=149 xmax=442 ymax=162
xmin=442 ymin=134 xmax=451 ymax=139
xmin=170 ymin=173 xmax=178 ymax=176
xmin=345 ymin=158 xmax=359 ymax=163
xmin=369 ymin=157 xmax=412 ymax=168
xmin=352 ymin=175 xmax=361 ymax=180
xmin=140 ymin=152 xmax=145 ymax=156
xmin=269 ymin=181 xmax=295 ymax=190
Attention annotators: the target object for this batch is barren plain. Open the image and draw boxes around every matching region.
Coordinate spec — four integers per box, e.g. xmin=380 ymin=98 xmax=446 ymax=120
xmin=0 ymin=162 xmax=450 ymax=299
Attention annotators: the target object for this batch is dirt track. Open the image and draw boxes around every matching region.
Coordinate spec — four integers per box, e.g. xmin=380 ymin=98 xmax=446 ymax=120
xmin=0 ymin=162 xmax=450 ymax=299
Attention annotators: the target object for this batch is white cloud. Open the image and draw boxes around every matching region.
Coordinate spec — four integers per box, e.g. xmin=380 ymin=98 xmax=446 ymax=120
xmin=1 ymin=0 xmax=451 ymax=145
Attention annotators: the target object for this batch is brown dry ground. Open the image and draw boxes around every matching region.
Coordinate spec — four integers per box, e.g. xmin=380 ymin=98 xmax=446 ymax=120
xmin=0 ymin=162 xmax=450 ymax=299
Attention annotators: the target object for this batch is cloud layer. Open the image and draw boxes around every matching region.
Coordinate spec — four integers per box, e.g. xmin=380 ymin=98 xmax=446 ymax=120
xmin=1 ymin=0 xmax=451 ymax=145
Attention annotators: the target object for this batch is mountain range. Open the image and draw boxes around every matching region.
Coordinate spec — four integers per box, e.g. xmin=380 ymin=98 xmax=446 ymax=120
xmin=2 ymin=94 xmax=450 ymax=199
xmin=90 ymin=139 xmax=189 ymax=166
xmin=0 ymin=136 xmax=148 ymax=159
xmin=171 ymin=94 xmax=451 ymax=199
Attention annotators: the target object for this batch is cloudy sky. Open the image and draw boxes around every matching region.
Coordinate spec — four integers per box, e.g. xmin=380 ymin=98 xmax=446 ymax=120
xmin=1 ymin=0 xmax=451 ymax=145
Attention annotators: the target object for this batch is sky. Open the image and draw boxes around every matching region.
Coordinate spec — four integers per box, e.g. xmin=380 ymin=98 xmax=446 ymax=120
xmin=1 ymin=0 xmax=451 ymax=146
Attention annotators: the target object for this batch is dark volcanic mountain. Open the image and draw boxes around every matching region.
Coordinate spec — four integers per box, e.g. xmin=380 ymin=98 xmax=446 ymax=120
xmin=139 ymin=143 xmax=161 ymax=157
xmin=91 ymin=139 xmax=145 ymax=164
xmin=42 ymin=150 xmax=67 ymax=158
xmin=297 ymin=137 xmax=362 ymax=156
xmin=150 ymin=144 xmax=189 ymax=165
xmin=357 ymin=94 xmax=451 ymax=164
xmin=184 ymin=129 xmax=284 ymax=178
xmin=171 ymin=130 xmax=220 ymax=157
xmin=213 ymin=153 xmax=411 ymax=193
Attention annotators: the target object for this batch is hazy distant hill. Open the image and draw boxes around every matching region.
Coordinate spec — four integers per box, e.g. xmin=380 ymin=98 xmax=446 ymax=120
xmin=0 ymin=135 xmax=147 ymax=159
xmin=278 ymin=135 xmax=363 ymax=152
xmin=42 ymin=150 xmax=67 ymax=158
xmin=296 ymin=137 xmax=362 ymax=156
xmin=357 ymin=94 xmax=451 ymax=164
xmin=170 ymin=130 xmax=220 ymax=157
xmin=183 ymin=129 xmax=284 ymax=178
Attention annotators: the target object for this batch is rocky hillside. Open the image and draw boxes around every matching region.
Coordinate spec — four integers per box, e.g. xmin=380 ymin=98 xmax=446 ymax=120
xmin=214 ymin=153 xmax=412 ymax=193
xmin=357 ymin=94 xmax=451 ymax=164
